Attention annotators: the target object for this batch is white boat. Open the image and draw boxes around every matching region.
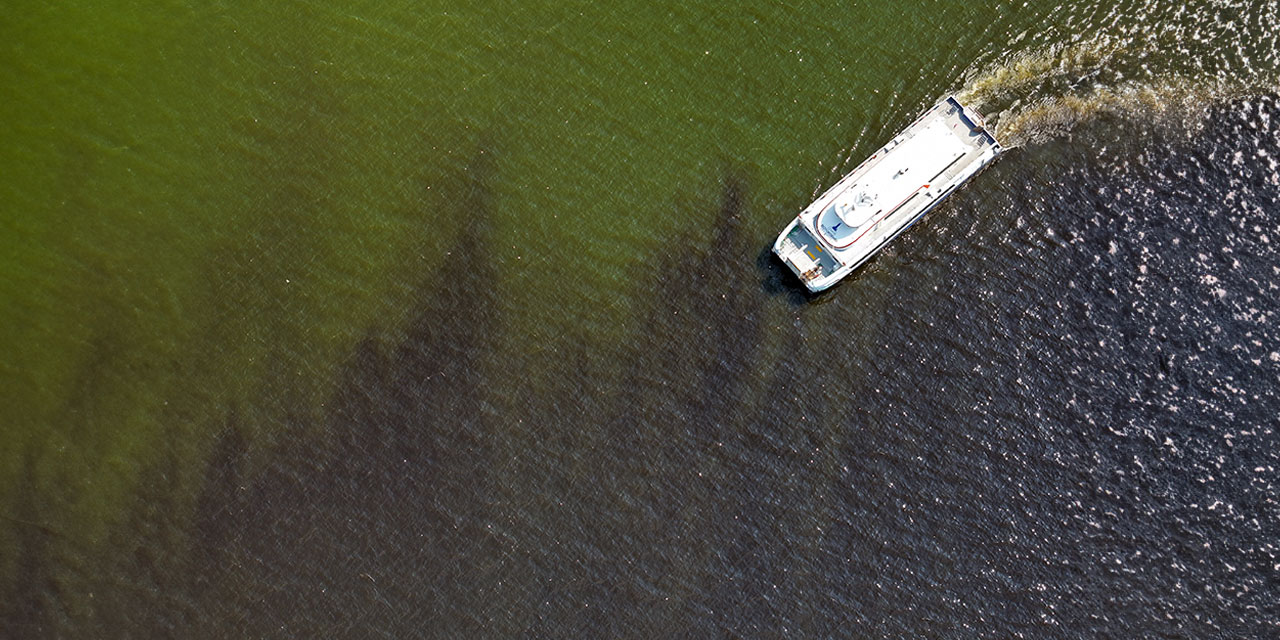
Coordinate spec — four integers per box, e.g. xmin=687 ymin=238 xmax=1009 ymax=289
xmin=773 ymin=97 xmax=1002 ymax=292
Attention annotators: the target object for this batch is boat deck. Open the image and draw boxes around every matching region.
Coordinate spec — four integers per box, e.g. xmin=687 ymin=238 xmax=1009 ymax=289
xmin=778 ymin=222 xmax=840 ymax=281
xmin=773 ymin=97 xmax=1002 ymax=292
xmin=935 ymin=113 xmax=997 ymax=186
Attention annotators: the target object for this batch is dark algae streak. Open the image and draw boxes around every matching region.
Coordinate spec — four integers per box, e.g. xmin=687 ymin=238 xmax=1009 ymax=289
xmin=186 ymin=151 xmax=505 ymax=636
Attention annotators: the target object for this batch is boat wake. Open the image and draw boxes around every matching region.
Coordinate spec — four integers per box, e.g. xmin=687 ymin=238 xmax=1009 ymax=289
xmin=986 ymin=76 xmax=1262 ymax=147
xmin=955 ymin=0 xmax=1280 ymax=148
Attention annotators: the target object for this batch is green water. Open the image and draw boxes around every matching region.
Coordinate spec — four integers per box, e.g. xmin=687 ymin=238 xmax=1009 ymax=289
xmin=1 ymin=1 xmax=1031 ymax=550
xmin=8 ymin=0 xmax=1279 ymax=632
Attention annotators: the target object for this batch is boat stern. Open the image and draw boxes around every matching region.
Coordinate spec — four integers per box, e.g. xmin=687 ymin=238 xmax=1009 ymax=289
xmin=950 ymin=96 xmax=1003 ymax=153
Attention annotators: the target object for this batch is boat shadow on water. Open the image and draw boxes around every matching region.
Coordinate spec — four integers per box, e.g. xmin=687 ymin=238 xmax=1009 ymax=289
xmin=755 ymin=244 xmax=848 ymax=306
xmin=757 ymin=245 xmax=815 ymax=305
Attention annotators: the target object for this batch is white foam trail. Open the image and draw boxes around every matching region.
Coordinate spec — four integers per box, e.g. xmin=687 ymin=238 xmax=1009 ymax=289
xmin=955 ymin=0 xmax=1280 ymax=148
xmin=957 ymin=39 xmax=1147 ymax=111
xmin=996 ymin=77 xmax=1264 ymax=146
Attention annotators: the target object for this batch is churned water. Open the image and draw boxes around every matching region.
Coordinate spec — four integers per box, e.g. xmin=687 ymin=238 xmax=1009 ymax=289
xmin=3 ymin=1 xmax=1279 ymax=637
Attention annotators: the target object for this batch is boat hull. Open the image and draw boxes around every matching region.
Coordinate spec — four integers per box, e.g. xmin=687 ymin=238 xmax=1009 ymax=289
xmin=774 ymin=97 xmax=1002 ymax=292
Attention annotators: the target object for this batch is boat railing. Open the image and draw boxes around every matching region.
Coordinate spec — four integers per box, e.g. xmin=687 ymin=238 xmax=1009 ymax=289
xmin=823 ymin=184 xmax=930 ymax=249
